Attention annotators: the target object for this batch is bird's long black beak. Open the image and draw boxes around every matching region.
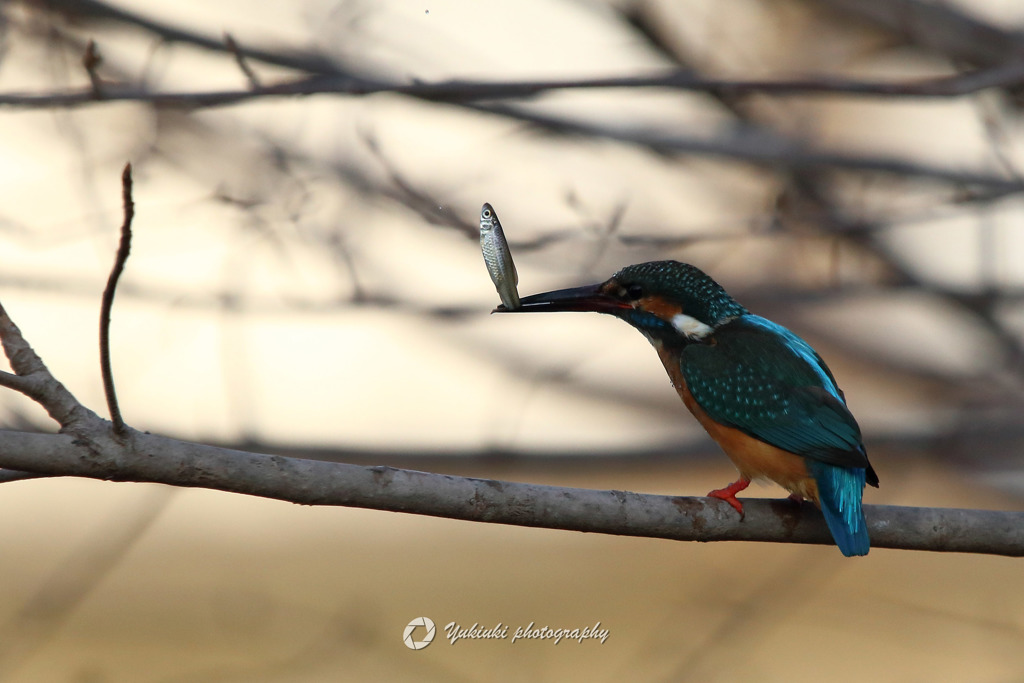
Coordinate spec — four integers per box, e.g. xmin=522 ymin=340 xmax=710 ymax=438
xmin=494 ymin=283 xmax=629 ymax=314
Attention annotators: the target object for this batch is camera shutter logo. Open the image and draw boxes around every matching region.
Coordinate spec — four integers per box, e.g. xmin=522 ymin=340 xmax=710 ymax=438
xmin=403 ymin=617 xmax=436 ymax=650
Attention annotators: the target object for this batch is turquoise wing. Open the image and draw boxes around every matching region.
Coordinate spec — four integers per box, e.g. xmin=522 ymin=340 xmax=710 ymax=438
xmin=681 ymin=315 xmax=872 ymax=474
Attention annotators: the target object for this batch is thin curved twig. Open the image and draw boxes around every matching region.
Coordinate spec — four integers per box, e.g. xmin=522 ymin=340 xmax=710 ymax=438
xmin=223 ymin=32 xmax=261 ymax=89
xmin=99 ymin=163 xmax=134 ymax=434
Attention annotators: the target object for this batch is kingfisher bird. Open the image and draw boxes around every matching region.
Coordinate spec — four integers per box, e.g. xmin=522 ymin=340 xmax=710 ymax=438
xmin=497 ymin=260 xmax=878 ymax=556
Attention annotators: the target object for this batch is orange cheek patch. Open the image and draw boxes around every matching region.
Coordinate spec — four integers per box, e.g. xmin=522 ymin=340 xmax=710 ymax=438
xmin=637 ymin=296 xmax=682 ymax=322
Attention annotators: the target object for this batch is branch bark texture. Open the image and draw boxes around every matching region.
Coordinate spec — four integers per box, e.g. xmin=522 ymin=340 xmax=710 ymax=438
xmin=0 ymin=428 xmax=1020 ymax=556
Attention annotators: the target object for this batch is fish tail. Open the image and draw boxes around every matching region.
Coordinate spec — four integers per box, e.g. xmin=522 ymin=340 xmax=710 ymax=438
xmin=808 ymin=460 xmax=870 ymax=557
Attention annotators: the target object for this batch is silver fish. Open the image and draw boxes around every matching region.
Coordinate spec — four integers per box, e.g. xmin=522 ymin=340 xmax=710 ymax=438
xmin=480 ymin=202 xmax=520 ymax=309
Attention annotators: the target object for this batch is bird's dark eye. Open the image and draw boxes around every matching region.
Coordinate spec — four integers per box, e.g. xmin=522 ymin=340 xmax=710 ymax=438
xmin=626 ymin=284 xmax=644 ymax=299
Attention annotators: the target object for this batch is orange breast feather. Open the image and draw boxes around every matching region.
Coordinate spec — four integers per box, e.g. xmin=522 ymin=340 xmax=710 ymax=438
xmin=655 ymin=346 xmax=818 ymax=502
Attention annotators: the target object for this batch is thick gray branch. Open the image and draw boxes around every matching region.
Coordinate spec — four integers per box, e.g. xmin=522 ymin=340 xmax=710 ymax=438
xmin=0 ymin=305 xmax=99 ymax=430
xmin=0 ymin=428 xmax=1019 ymax=556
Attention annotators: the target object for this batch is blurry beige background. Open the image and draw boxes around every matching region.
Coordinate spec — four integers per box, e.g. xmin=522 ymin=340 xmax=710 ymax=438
xmin=0 ymin=0 xmax=1023 ymax=680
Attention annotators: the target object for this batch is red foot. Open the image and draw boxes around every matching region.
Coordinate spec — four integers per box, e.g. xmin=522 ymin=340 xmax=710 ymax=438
xmin=707 ymin=479 xmax=750 ymax=519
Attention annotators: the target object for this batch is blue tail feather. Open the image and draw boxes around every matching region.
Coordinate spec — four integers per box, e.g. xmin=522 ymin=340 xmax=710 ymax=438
xmin=808 ymin=460 xmax=870 ymax=557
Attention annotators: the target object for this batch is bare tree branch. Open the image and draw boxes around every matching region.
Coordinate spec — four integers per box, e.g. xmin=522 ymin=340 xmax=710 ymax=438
xmin=0 ymin=427 xmax=1018 ymax=556
xmin=469 ymin=101 xmax=1021 ymax=190
xmin=0 ymin=304 xmax=97 ymax=430
xmin=15 ymin=1 xmax=1024 ymax=196
xmin=3 ymin=63 xmax=1024 ymax=110
xmin=98 ymin=163 xmax=133 ymax=434
xmin=0 ymin=469 xmax=50 ymax=484
xmin=46 ymin=0 xmax=343 ymax=75
xmin=223 ymin=32 xmax=261 ymax=89
xmin=37 ymin=0 xmax=1024 ymax=95
xmin=818 ymin=0 xmax=1024 ymax=68
xmin=81 ymin=39 xmax=102 ymax=96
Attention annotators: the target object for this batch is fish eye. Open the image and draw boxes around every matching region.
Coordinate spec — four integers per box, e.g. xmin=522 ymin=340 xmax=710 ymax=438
xmin=626 ymin=284 xmax=644 ymax=299
xmin=482 ymin=208 xmax=492 ymax=218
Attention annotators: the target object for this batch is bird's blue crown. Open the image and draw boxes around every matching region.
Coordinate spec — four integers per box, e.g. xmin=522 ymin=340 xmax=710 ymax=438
xmin=613 ymin=261 xmax=748 ymax=326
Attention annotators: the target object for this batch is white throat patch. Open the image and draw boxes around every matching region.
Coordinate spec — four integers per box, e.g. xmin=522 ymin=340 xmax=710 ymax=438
xmin=671 ymin=313 xmax=714 ymax=341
